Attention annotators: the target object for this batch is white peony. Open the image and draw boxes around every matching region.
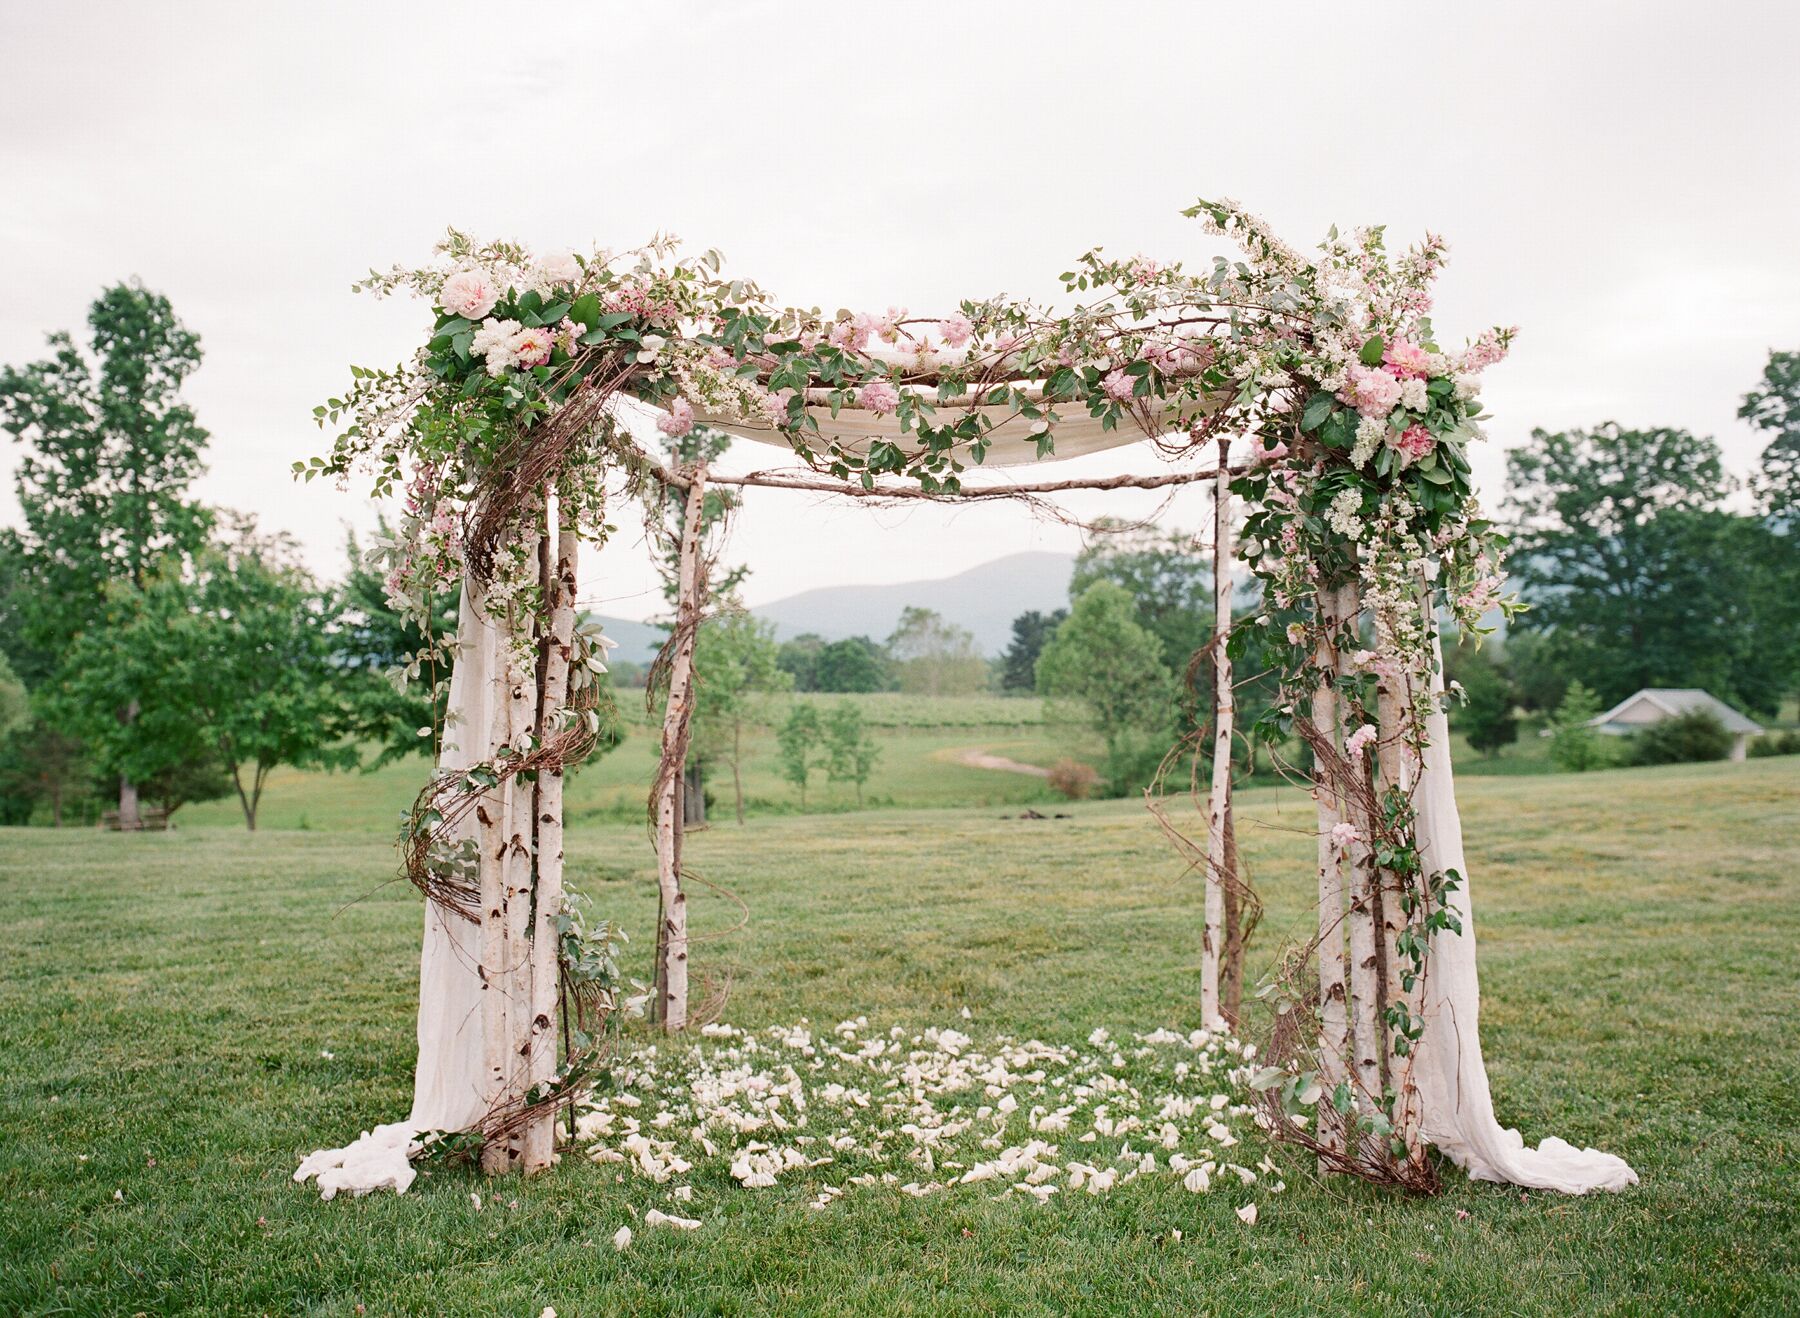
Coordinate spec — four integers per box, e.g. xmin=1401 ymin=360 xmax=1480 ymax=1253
xmin=530 ymin=249 xmax=582 ymax=292
xmin=440 ymin=269 xmax=500 ymax=320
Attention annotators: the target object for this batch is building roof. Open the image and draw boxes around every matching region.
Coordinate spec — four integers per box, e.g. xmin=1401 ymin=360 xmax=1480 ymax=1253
xmin=1588 ymin=688 xmax=1765 ymax=736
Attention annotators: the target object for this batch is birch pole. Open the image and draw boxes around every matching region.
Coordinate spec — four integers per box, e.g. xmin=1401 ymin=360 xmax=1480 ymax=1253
xmin=1335 ymin=583 xmax=1383 ymax=1121
xmin=1201 ymin=440 xmax=1233 ymax=1028
xmin=1310 ymin=589 xmax=1349 ymax=1158
xmin=521 ymin=498 xmax=578 ymax=1174
xmin=653 ymin=464 xmax=707 ymax=1034
xmin=477 ymin=585 xmax=515 ymax=1174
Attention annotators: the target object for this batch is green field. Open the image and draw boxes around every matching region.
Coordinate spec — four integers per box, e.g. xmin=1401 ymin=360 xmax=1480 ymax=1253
xmin=169 ymin=691 xmax=1561 ymax=833
xmin=3 ymin=757 xmax=1796 ymax=1314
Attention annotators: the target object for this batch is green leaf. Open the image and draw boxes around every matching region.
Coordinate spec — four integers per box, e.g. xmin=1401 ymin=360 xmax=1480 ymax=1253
xmin=1301 ymin=390 xmax=1336 ymax=432
xmin=569 ymin=293 xmax=602 ymax=330
xmin=1359 ymin=335 xmax=1386 ymax=366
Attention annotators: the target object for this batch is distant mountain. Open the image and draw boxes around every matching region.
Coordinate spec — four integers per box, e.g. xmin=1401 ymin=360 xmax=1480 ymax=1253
xmin=749 ymin=551 xmax=1076 ymax=655
xmin=588 ymin=614 xmax=667 ymax=667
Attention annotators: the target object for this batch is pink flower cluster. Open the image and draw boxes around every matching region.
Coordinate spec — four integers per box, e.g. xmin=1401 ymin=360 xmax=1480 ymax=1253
xmin=1127 ymin=255 xmax=1161 ymax=285
xmin=656 ymin=397 xmax=695 ymax=438
xmin=857 ymin=379 xmax=900 ymax=415
xmin=1344 ymin=724 xmax=1378 ymax=758
xmin=1330 ymin=821 xmax=1362 ymax=848
xmin=1101 ymin=368 xmax=1137 ymax=403
xmin=1345 ymin=364 xmax=1404 ymax=418
xmin=937 ymin=313 xmax=973 ymax=349
xmin=603 ymin=283 xmax=679 ymax=325
xmin=1461 ymin=327 xmax=1514 ymax=372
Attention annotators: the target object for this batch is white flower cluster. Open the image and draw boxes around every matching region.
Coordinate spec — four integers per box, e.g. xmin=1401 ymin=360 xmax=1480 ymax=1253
xmin=1327 ymin=488 xmax=1366 ymax=541
xmin=573 ymin=1016 xmax=1277 ymax=1227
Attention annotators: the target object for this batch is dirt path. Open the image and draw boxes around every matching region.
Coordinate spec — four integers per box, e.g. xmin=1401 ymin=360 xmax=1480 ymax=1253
xmin=946 ymin=746 xmax=1052 ymax=778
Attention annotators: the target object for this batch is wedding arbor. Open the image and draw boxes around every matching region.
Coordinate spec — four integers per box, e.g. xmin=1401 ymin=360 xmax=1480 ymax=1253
xmin=294 ymin=201 xmax=1636 ymax=1199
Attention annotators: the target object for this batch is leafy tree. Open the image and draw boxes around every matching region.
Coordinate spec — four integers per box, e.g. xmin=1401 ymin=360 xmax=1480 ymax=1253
xmin=1071 ymin=521 xmax=1214 ymax=668
xmin=1000 ymin=608 xmax=1067 ymax=692
xmin=1503 ymin=424 xmax=1787 ymax=712
xmin=813 ymin=636 xmax=890 ymax=693
xmin=776 ymin=703 xmax=824 ymax=807
xmin=1035 ymin=581 xmax=1174 ymax=794
xmin=51 ymin=520 xmax=371 ymax=829
xmin=887 ymin=607 xmax=987 ymax=697
xmin=0 ymin=283 xmax=214 ymax=824
xmin=776 ymin=633 xmax=826 ymax=691
xmin=822 ymin=702 xmax=880 ymax=805
xmin=691 ymin=606 xmax=791 ymax=824
xmin=1740 ymin=349 xmax=1800 ymax=527
xmin=1547 ymin=681 xmax=1610 ymax=773
xmin=1448 ymin=643 xmax=1519 ymax=757
xmin=336 ymin=520 xmax=460 ymax=768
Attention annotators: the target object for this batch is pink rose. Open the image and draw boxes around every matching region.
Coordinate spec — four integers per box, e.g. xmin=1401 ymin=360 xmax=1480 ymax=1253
xmin=829 ymin=318 xmax=872 ymax=353
xmin=1253 ymin=440 xmax=1289 ymax=465
xmin=656 ymin=397 xmax=695 ymax=438
xmin=1330 ymin=822 xmax=1361 ymax=848
xmin=1101 ymin=368 xmax=1136 ymax=403
xmin=857 ymin=379 xmax=900 ymax=415
xmin=440 ymin=270 xmax=500 ymax=320
xmin=937 ymin=313 xmax=974 ymax=349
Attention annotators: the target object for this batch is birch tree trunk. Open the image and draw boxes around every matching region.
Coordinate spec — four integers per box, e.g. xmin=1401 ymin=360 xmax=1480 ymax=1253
xmin=1201 ymin=452 xmax=1233 ymax=1028
xmin=1311 ymin=589 xmax=1349 ymax=1158
xmin=1335 ymin=583 xmax=1383 ymax=1119
xmin=653 ymin=466 xmax=707 ymax=1034
xmin=477 ymin=584 xmax=514 ymax=1174
xmin=521 ymin=503 xmax=577 ymax=1174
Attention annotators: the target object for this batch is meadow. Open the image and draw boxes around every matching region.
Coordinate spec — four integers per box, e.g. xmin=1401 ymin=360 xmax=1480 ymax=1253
xmin=173 ymin=692 xmax=1558 ymax=833
xmin=3 ymin=757 xmax=1796 ymax=1314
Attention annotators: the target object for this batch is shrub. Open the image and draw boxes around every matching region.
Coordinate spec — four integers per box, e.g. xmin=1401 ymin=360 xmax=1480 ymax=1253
xmin=1748 ymin=730 xmax=1800 ymax=758
xmin=1631 ymin=710 xmax=1733 ymax=765
xmin=1047 ymin=758 xmax=1099 ymax=800
xmin=1548 ymin=682 xmax=1612 ymax=772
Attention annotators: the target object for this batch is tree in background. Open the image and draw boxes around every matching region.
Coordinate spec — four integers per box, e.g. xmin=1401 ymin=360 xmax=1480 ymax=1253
xmin=813 ymin=637 xmax=890 ymax=692
xmin=776 ymin=703 xmax=824 ymax=807
xmin=1035 ymin=581 xmax=1174 ymax=794
xmin=1000 ymin=608 xmax=1067 ymax=692
xmin=51 ymin=519 xmax=370 ymax=829
xmin=1740 ymin=349 xmax=1800 ymax=528
xmin=337 ymin=519 xmax=461 ymax=768
xmin=887 ymin=606 xmax=987 ymax=697
xmin=1547 ymin=681 xmax=1609 ymax=773
xmin=691 ymin=606 xmax=791 ymax=824
xmin=0 ymin=283 xmax=214 ymax=827
xmin=1071 ymin=521 xmax=1214 ymax=668
xmin=1503 ymin=423 xmax=1787 ymax=714
xmin=775 ymin=633 xmax=825 ymax=690
xmin=1449 ymin=642 xmax=1519 ymax=757
xmin=823 ymin=702 xmax=880 ymax=805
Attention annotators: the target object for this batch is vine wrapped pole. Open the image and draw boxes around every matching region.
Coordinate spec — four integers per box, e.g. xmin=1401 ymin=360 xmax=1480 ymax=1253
xmin=1335 ymin=582 xmax=1383 ymax=1127
xmin=521 ymin=498 xmax=578 ymax=1174
xmin=1200 ymin=437 xmax=1233 ymax=1027
xmin=1311 ymin=588 xmax=1350 ymax=1159
xmin=499 ymin=588 xmax=539 ymax=1168
xmin=653 ymin=463 xmax=708 ymax=1033
xmin=477 ymin=586 xmax=517 ymax=1174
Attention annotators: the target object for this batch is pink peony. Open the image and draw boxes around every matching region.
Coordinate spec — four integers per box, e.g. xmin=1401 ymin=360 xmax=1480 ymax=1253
xmin=1395 ymin=424 xmax=1435 ymax=460
xmin=937 ymin=313 xmax=974 ymax=349
xmin=1101 ymin=368 xmax=1136 ymax=403
xmin=656 ymin=397 xmax=695 ymax=438
xmin=1383 ymin=338 xmax=1432 ymax=379
xmin=1346 ymin=364 xmax=1404 ymax=419
xmin=440 ymin=269 xmax=501 ymax=320
xmin=1345 ymin=724 xmax=1378 ymax=758
xmin=509 ymin=326 xmax=554 ymax=368
xmin=857 ymin=379 xmax=900 ymax=415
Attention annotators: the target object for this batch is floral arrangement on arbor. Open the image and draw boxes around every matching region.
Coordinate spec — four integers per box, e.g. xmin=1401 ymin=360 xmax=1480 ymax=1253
xmin=305 ymin=198 xmax=1517 ymax=1186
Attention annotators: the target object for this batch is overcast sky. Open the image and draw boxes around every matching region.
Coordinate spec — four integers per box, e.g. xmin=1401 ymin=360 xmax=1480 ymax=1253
xmin=5 ymin=1 xmax=1796 ymax=622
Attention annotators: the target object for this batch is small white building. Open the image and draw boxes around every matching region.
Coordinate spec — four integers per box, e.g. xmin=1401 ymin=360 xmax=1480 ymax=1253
xmin=1587 ymin=688 xmax=1765 ymax=761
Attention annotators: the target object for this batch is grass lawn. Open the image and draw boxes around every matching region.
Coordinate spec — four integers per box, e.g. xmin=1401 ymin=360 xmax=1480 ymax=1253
xmin=2 ymin=758 xmax=1796 ymax=1314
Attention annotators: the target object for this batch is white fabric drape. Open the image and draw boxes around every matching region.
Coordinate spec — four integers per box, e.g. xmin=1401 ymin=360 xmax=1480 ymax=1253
xmin=1413 ymin=635 xmax=1638 ymax=1193
xmin=297 ymin=583 xmax=495 ymax=1196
